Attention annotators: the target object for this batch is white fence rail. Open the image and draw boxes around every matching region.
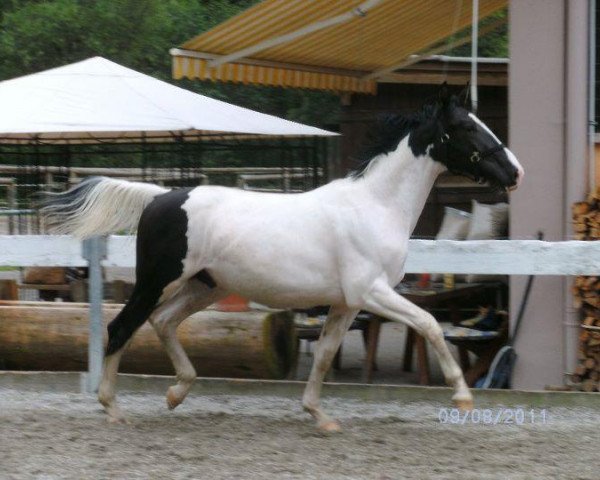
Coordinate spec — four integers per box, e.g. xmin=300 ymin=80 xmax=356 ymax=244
xmin=2 ymin=235 xmax=600 ymax=275
xmin=2 ymin=235 xmax=599 ymax=393
xmin=405 ymin=240 xmax=600 ymax=275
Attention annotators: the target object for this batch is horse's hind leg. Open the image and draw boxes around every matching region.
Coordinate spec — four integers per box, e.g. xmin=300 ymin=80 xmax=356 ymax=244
xmin=302 ymin=306 xmax=358 ymax=432
xmin=98 ymin=283 xmax=164 ymax=423
xmin=98 ymin=189 xmax=209 ymax=421
xmin=98 ymin=344 xmax=126 ymax=423
xmin=148 ymin=279 xmax=225 ymax=410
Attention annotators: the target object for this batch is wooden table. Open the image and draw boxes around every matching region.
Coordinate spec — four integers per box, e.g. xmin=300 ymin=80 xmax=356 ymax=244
xmin=362 ymin=282 xmax=491 ymax=384
xmin=444 ymin=317 xmax=509 ymax=387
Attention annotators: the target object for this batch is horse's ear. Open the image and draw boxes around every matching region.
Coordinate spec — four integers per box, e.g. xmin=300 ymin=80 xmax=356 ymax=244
xmin=438 ymin=82 xmax=451 ymax=107
xmin=458 ymin=82 xmax=470 ymax=107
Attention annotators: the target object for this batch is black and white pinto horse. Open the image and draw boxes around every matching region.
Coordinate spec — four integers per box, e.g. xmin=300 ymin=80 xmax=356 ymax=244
xmin=42 ymin=86 xmax=523 ymax=432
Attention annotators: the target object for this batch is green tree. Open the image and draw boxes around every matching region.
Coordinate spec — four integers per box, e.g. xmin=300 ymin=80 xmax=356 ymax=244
xmin=0 ymin=1 xmax=508 ymax=128
xmin=0 ymin=0 xmax=339 ymax=127
xmin=445 ymin=10 xmax=508 ymax=58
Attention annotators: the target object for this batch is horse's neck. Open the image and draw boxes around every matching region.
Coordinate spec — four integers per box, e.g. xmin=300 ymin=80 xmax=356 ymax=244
xmin=361 ymin=136 xmax=446 ymax=234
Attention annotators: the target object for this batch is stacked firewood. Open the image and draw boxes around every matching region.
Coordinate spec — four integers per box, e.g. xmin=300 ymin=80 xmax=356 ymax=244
xmin=573 ymin=196 xmax=600 ymax=240
xmin=572 ymin=192 xmax=600 ymax=391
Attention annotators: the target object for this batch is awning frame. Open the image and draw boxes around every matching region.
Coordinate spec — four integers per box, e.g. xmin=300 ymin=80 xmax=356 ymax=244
xmin=171 ymin=0 xmax=507 ymax=94
xmin=206 ymin=0 xmax=384 ymax=69
xmin=170 ymin=48 xmax=370 ymax=79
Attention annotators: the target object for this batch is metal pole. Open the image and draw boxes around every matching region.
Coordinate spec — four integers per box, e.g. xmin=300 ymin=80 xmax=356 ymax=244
xmin=82 ymin=236 xmax=107 ymax=393
xmin=7 ymin=181 xmax=16 ymax=235
xmin=588 ymin=0 xmax=596 ymax=192
xmin=470 ymin=0 xmax=479 ymax=113
xmin=312 ymin=137 xmax=320 ymax=189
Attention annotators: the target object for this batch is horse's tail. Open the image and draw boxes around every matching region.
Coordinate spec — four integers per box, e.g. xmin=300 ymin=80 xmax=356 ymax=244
xmin=40 ymin=176 xmax=169 ymax=238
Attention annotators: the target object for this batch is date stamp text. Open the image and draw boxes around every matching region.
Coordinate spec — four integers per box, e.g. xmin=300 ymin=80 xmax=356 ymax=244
xmin=438 ymin=408 xmax=548 ymax=425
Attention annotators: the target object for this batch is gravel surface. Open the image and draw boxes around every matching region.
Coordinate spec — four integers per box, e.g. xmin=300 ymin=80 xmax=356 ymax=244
xmin=1 ymin=388 xmax=599 ymax=480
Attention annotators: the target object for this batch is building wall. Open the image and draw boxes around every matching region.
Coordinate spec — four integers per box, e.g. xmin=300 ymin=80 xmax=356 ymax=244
xmin=340 ymin=82 xmax=508 ymax=237
xmin=509 ymin=0 xmax=589 ymax=389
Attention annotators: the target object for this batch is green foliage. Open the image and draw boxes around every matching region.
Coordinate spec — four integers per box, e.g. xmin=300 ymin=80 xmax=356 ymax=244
xmin=0 ymin=0 xmax=339 ymax=127
xmin=445 ymin=9 xmax=508 ymax=58
xmin=0 ymin=0 xmax=249 ymax=79
xmin=0 ymin=1 xmax=508 ymax=129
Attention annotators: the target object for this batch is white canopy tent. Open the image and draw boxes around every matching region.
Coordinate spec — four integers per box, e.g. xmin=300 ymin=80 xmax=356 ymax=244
xmin=0 ymin=56 xmax=335 ymax=144
xmin=0 ymin=58 xmax=335 ymax=392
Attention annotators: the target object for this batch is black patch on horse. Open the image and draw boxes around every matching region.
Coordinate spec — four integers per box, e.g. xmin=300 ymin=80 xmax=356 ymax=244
xmin=106 ymin=188 xmax=194 ymax=355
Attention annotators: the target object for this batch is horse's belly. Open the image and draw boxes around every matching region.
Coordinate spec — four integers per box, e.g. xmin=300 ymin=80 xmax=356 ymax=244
xmin=209 ymin=261 xmax=345 ymax=309
xmin=243 ymin=288 xmax=344 ymax=309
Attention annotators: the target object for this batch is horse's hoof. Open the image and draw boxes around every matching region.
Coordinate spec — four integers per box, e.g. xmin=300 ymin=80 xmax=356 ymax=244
xmin=453 ymin=398 xmax=474 ymax=411
xmin=166 ymin=387 xmax=182 ymax=410
xmin=107 ymin=415 xmax=129 ymax=425
xmin=318 ymin=420 xmax=342 ymax=433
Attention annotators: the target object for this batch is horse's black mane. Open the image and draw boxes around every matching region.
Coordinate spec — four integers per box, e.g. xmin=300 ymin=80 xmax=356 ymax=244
xmin=350 ymin=103 xmax=438 ymax=179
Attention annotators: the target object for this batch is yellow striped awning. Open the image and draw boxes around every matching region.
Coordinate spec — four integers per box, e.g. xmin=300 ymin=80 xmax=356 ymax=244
xmin=172 ymin=0 xmax=507 ymax=95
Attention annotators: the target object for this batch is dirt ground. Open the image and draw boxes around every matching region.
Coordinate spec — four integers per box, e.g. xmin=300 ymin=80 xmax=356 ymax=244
xmin=1 ymin=388 xmax=599 ymax=480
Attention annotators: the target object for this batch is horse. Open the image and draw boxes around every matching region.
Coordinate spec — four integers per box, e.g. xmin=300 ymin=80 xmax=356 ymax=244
xmin=41 ymin=85 xmax=523 ymax=432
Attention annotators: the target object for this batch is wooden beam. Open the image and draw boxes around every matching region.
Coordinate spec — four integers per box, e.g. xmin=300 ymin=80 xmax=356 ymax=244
xmin=377 ymin=72 xmax=507 ymax=87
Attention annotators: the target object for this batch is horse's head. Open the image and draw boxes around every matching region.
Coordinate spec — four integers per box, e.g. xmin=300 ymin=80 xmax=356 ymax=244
xmin=424 ymin=84 xmax=524 ymax=191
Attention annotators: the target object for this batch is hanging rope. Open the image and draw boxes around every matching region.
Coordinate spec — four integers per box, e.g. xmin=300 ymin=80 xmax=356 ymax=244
xmin=442 ymin=0 xmax=464 ymax=81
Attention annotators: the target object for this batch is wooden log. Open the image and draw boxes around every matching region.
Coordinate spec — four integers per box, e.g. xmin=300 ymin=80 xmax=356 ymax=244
xmin=589 ymin=337 xmax=600 ymax=347
xmin=584 ymin=357 xmax=596 ymax=370
xmin=573 ymin=201 xmax=591 ymax=216
xmin=0 ymin=280 xmax=18 ymax=300
xmin=582 ymin=379 xmax=598 ymax=392
xmin=574 ymin=364 xmax=587 ymax=377
xmin=573 ymin=192 xmax=600 ymax=375
xmin=0 ymin=302 xmax=297 ymax=379
xmin=22 ymin=267 xmax=66 ymax=285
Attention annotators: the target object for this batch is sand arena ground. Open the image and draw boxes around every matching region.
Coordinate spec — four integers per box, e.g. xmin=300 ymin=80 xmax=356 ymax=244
xmin=1 ymin=379 xmax=599 ymax=480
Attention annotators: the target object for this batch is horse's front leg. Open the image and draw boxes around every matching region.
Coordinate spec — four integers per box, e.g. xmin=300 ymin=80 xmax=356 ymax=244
xmin=302 ymin=306 xmax=359 ymax=432
xmin=363 ymin=279 xmax=473 ymax=410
